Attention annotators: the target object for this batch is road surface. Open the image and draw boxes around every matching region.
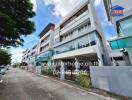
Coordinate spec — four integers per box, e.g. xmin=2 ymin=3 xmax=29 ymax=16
xmin=0 ymin=68 xmax=105 ymax=100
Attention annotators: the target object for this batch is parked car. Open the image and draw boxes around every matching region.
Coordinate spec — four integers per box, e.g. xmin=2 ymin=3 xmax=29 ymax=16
xmin=6 ymin=65 xmax=10 ymax=70
xmin=0 ymin=66 xmax=7 ymax=75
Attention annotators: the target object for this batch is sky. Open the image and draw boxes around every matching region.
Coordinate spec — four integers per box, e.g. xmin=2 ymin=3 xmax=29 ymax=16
xmin=11 ymin=0 xmax=116 ymax=63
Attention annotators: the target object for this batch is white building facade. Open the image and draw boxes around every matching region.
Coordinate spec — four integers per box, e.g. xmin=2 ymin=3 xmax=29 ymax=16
xmin=35 ymin=23 xmax=55 ymax=66
xmin=22 ymin=49 xmax=30 ymax=63
xmin=52 ymin=0 xmax=111 ymax=73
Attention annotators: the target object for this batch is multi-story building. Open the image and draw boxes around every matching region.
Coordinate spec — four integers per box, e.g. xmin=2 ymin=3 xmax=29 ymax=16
xmin=22 ymin=44 xmax=39 ymax=65
xmin=29 ymin=44 xmax=39 ymax=65
xmin=22 ymin=49 xmax=31 ymax=64
xmin=103 ymin=0 xmax=132 ymax=65
xmin=35 ymin=23 xmax=55 ymax=66
xmin=52 ymin=0 xmax=111 ymax=72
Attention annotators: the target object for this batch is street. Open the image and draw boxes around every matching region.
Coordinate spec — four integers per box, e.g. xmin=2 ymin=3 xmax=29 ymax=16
xmin=0 ymin=68 xmax=105 ymax=100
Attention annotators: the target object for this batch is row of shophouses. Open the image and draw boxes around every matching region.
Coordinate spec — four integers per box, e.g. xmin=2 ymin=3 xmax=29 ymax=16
xmin=22 ymin=0 xmax=132 ymax=72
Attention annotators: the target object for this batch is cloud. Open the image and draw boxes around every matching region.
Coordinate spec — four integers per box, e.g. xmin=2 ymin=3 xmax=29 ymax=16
xmin=42 ymin=0 xmax=83 ymax=17
xmin=31 ymin=0 xmax=37 ymax=12
xmin=94 ymin=0 xmax=102 ymax=6
xmin=10 ymin=48 xmax=25 ymax=64
xmin=24 ymin=34 xmax=38 ymax=44
xmin=93 ymin=0 xmax=116 ymax=39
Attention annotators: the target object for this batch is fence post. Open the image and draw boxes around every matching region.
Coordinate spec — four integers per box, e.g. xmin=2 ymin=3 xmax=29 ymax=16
xmin=60 ymin=60 xmax=65 ymax=80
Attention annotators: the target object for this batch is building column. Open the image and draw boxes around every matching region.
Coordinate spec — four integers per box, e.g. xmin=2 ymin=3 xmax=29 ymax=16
xmin=127 ymin=48 xmax=132 ymax=66
xmin=88 ymin=2 xmax=95 ymax=27
xmin=96 ymin=45 xmax=104 ymax=66
xmin=60 ymin=60 xmax=65 ymax=80
xmin=47 ymin=60 xmax=51 ymax=67
xmin=52 ymin=60 xmax=55 ymax=67
xmin=75 ymin=57 xmax=80 ymax=70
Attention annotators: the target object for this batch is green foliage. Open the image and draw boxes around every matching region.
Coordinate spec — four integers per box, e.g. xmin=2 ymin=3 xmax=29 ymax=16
xmin=41 ymin=68 xmax=54 ymax=76
xmin=0 ymin=49 xmax=11 ymax=66
xmin=12 ymin=64 xmax=17 ymax=68
xmin=0 ymin=0 xmax=35 ymax=47
xmin=12 ymin=63 xmax=19 ymax=68
xmin=76 ymin=73 xmax=91 ymax=88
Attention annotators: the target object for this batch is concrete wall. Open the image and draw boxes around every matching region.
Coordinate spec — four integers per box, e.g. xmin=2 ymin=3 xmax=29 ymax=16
xmin=128 ymin=48 xmax=132 ymax=65
xmin=35 ymin=66 xmax=42 ymax=74
xmin=90 ymin=66 xmax=132 ymax=97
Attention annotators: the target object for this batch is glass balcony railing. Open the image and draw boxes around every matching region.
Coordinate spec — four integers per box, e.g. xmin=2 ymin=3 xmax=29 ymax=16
xmin=77 ymin=41 xmax=96 ymax=49
xmin=55 ymin=47 xmax=75 ymax=54
xmin=110 ymin=36 xmax=132 ymax=49
xmin=54 ymin=31 xmax=97 ymax=55
xmin=36 ymin=51 xmax=53 ymax=62
xmin=55 ymin=35 xmax=96 ymax=54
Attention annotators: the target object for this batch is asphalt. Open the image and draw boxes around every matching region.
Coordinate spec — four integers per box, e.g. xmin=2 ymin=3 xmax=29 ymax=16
xmin=0 ymin=68 xmax=105 ymax=100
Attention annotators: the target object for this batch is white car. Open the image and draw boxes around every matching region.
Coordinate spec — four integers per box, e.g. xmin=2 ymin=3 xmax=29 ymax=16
xmin=0 ymin=66 xmax=7 ymax=75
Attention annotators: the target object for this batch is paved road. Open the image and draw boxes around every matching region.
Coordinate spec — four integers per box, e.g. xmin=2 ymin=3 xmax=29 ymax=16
xmin=0 ymin=68 xmax=105 ymax=100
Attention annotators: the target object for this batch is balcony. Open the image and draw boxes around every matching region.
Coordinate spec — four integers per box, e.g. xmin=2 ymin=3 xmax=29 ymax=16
xmin=40 ymin=30 xmax=51 ymax=41
xmin=55 ymin=47 xmax=75 ymax=55
xmin=52 ymin=45 xmax=97 ymax=60
xmin=54 ymin=31 xmax=97 ymax=56
xmin=40 ymin=45 xmax=50 ymax=53
xmin=60 ymin=11 xmax=89 ymax=35
xmin=54 ymin=26 xmax=96 ymax=47
xmin=36 ymin=50 xmax=53 ymax=62
xmin=30 ymin=56 xmax=36 ymax=63
xmin=41 ymin=40 xmax=50 ymax=47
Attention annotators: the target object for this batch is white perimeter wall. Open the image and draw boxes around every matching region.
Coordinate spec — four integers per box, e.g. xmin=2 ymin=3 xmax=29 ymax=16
xmin=90 ymin=66 xmax=132 ymax=97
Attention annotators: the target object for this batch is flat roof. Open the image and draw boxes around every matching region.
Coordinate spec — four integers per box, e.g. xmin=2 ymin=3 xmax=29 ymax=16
xmin=59 ymin=0 xmax=89 ymax=26
xmin=39 ymin=23 xmax=55 ymax=38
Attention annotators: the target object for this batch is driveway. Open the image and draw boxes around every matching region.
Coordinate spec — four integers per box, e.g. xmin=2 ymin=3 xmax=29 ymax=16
xmin=0 ymin=68 xmax=105 ymax=100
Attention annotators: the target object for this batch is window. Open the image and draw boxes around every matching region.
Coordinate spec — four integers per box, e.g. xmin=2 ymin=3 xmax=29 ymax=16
xmin=54 ymin=31 xmax=98 ymax=55
xmin=40 ymin=44 xmax=49 ymax=52
xmin=76 ymin=35 xmax=89 ymax=49
xmin=78 ymin=26 xmax=85 ymax=33
xmin=118 ymin=16 xmax=132 ymax=35
xmin=85 ymin=19 xmax=91 ymax=29
xmin=60 ymin=5 xmax=88 ymax=29
xmin=61 ymin=31 xmax=74 ymax=41
xmin=55 ymin=41 xmax=75 ymax=54
xmin=41 ymin=35 xmax=50 ymax=44
xmin=89 ymin=32 xmax=96 ymax=46
xmin=78 ymin=21 xmax=91 ymax=33
xmin=113 ymin=57 xmax=123 ymax=61
xmin=110 ymin=40 xmax=119 ymax=49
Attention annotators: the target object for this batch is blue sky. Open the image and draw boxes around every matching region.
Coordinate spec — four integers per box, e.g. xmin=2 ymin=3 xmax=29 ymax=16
xmin=24 ymin=0 xmax=116 ymax=49
xmin=11 ymin=0 xmax=116 ymax=63
xmin=23 ymin=0 xmax=60 ymax=49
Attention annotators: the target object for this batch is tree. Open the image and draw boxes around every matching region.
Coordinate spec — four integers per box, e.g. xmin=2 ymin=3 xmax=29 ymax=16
xmin=0 ymin=49 xmax=11 ymax=66
xmin=0 ymin=0 xmax=36 ymax=47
